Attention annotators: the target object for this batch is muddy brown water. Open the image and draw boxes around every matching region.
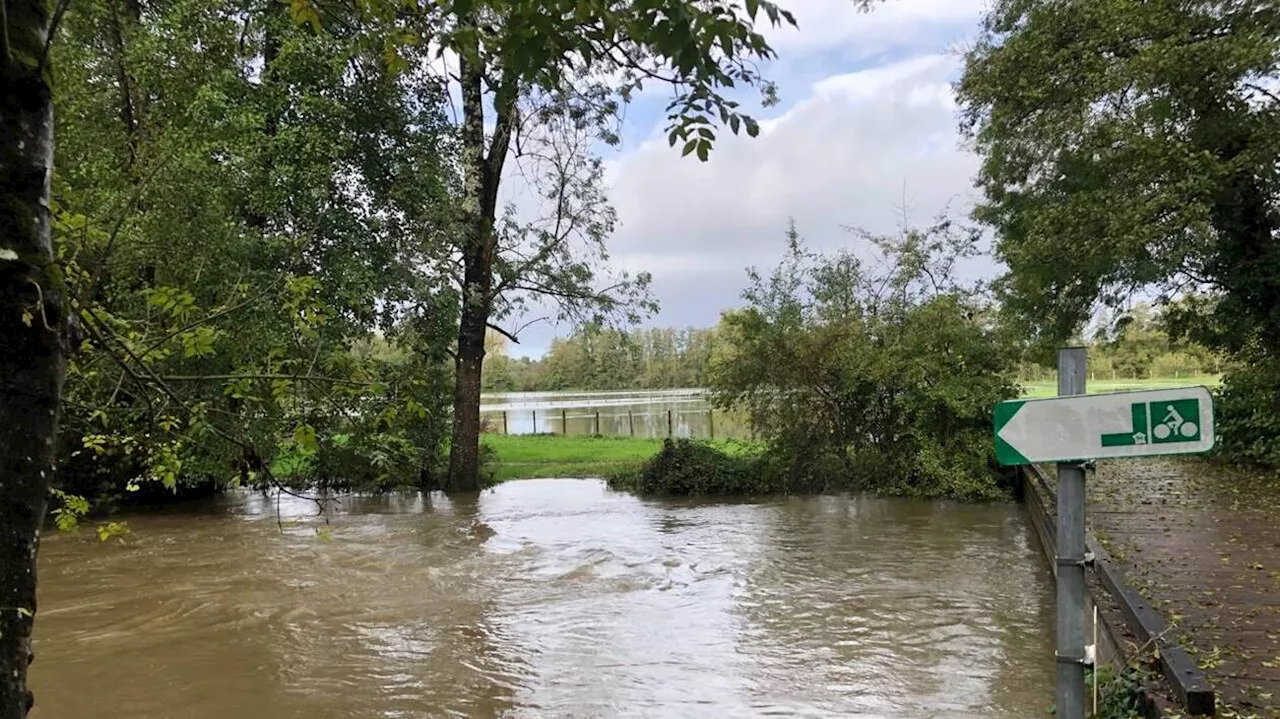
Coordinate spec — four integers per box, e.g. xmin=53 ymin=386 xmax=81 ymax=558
xmin=31 ymin=480 xmax=1054 ymax=718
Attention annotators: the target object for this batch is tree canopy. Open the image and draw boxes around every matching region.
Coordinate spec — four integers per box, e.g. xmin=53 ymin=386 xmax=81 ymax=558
xmin=959 ymin=0 xmax=1280 ymax=356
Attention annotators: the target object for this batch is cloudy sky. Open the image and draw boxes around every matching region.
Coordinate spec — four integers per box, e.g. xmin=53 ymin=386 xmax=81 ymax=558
xmin=506 ymin=0 xmax=992 ymax=358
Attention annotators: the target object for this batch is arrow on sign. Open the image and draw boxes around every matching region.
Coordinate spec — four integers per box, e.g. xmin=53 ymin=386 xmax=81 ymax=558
xmin=994 ymin=386 xmax=1216 ymax=466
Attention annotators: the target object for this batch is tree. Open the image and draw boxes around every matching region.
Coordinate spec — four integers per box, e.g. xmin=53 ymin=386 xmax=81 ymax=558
xmin=47 ymin=0 xmax=462 ymax=504
xmin=958 ymin=1 xmax=1280 ymax=357
xmin=300 ymin=0 xmax=814 ymax=489
xmin=1 ymin=3 xmax=62 ymax=716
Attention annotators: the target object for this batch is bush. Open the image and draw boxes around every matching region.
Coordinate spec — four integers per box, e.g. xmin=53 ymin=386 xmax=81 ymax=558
xmin=606 ymin=439 xmax=783 ymax=496
xmin=1216 ymin=353 xmax=1280 ymax=468
xmin=706 ymin=224 xmax=1019 ymax=501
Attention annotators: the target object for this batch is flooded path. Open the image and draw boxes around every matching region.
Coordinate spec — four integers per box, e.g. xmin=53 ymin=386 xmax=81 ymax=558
xmin=32 ymin=480 xmax=1054 ymax=718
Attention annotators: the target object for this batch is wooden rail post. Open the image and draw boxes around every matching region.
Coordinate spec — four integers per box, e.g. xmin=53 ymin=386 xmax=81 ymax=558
xmin=595 ymin=410 xmax=600 ymax=435
xmin=708 ymin=408 xmax=714 ymax=440
xmin=628 ymin=410 xmax=634 ymax=437
xmin=562 ymin=408 xmax=567 ymax=435
xmin=532 ymin=409 xmax=537 ymax=433
xmin=667 ymin=409 xmax=673 ymax=437
xmin=503 ymin=411 xmax=508 ymax=435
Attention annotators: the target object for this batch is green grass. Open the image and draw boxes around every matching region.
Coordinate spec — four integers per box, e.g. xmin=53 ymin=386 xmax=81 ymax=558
xmin=482 ymin=434 xmax=754 ymax=481
xmin=1019 ymin=374 xmax=1221 ymax=399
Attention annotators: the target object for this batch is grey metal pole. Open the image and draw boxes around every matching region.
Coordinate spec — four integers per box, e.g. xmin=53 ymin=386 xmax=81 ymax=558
xmin=1056 ymin=346 xmax=1088 ymax=719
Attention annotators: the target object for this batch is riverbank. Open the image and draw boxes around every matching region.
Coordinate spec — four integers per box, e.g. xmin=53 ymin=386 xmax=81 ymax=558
xmin=482 ymin=435 xmax=755 ymax=482
xmin=483 ymin=435 xmax=663 ymax=481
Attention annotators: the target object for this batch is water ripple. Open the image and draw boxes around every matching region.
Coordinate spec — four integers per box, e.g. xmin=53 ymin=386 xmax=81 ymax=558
xmin=32 ymin=480 xmax=1054 ymax=718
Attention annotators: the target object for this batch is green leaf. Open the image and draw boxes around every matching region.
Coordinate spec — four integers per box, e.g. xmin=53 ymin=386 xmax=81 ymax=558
xmin=681 ymin=139 xmax=698 ymax=157
xmin=293 ymin=424 xmax=319 ymax=453
xmin=744 ymin=117 xmax=760 ymax=138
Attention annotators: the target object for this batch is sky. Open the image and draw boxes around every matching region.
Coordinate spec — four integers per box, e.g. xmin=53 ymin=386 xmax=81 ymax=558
xmin=503 ymin=0 xmax=993 ymax=358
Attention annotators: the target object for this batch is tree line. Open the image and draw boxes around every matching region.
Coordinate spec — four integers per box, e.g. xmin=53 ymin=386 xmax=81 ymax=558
xmin=1017 ymin=303 xmax=1223 ymax=383
xmin=486 ymin=303 xmax=1221 ymax=393
xmin=483 ymin=325 xmax=718 ymax=391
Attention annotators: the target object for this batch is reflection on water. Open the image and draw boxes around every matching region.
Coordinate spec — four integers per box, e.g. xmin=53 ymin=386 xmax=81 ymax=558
xmin=32 ymin=480 xmax=1054 ymax=718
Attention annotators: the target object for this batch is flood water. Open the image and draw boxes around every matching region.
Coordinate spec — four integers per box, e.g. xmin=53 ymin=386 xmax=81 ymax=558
xmin=32 ymin=480 xmax=1055 ymax=718
xmin=480 ymin=390 xmax=747 ymax=439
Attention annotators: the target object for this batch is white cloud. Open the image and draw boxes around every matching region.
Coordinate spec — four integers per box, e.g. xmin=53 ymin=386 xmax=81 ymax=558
xmin=591 ymin=53 xmax=987 ymax=337
xmin=493 ymin=3 xmax=998 ymax=357
xmin=763 ymin=0 xmax=988 ymax=57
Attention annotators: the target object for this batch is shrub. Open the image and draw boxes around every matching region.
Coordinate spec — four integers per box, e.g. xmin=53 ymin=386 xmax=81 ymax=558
xmin=1216 ymin=353 xmax=1280 ymax=468
xmin=706 ymin=223 xmax=1019 ymax=501
xmin=607 ymin=439 xmax=783 ymax=496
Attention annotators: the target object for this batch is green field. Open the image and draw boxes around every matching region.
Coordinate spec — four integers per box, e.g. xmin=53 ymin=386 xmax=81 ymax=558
xmin=1018 ymin=375 xmax=1220 ymax=399
xmin=482 ymin=434 xmax=754 ymax=481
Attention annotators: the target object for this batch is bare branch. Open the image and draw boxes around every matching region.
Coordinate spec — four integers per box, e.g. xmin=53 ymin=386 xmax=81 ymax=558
xmin=485 ymin=322 xmax=520 ymax=344
xmin=160 ymin=373 xmax=379 ymax=387
xmin=1245 ymin=82 xmax=1280 ymax=106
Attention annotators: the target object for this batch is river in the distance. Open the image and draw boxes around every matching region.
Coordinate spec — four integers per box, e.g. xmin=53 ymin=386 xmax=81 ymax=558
xmin=31 ymin=480 xmax=1055 ymax=718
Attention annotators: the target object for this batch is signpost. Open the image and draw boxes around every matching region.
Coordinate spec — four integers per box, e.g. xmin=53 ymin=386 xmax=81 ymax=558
xmin=995 ymin=385 xmax=1216 ymax=466
xmin=995 ymin=351 xmax=1216 ymax=719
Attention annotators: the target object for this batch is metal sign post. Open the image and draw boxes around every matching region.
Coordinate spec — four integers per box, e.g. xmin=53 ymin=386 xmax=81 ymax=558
xmin=993 ymin=351 xmax=1216 ymax=719
xmin=1055 ymin=347 xmax=1087 ymax=719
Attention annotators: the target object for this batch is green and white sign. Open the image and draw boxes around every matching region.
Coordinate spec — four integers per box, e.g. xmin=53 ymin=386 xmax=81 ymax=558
xmin=994 ymin=386 xmax=1216 ymax=466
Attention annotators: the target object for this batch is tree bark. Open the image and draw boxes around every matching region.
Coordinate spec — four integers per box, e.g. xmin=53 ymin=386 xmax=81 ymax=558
xmin=1 ymin=2 xmax=65 ymax=717
xmin=445 ymin=25 xmax=514 ymax=491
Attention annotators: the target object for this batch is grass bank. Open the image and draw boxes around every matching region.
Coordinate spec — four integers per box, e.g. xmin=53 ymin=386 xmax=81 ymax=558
xmin=1019 ymin=374 xmax=1220 ymax=398
xmin=482 ymin=434 xmax=754 ymax=482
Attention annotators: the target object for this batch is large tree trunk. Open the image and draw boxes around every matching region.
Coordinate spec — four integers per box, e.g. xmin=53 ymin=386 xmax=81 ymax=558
xmin=0 ymin=2 xmax=64 ymax=717
xmin=448 ymin=281 xmax=489 ymax=490
xmin=445 ymin=29 xmax=513 ymax=491
xmin=445 ymin=36 xmax=492 ymax=492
